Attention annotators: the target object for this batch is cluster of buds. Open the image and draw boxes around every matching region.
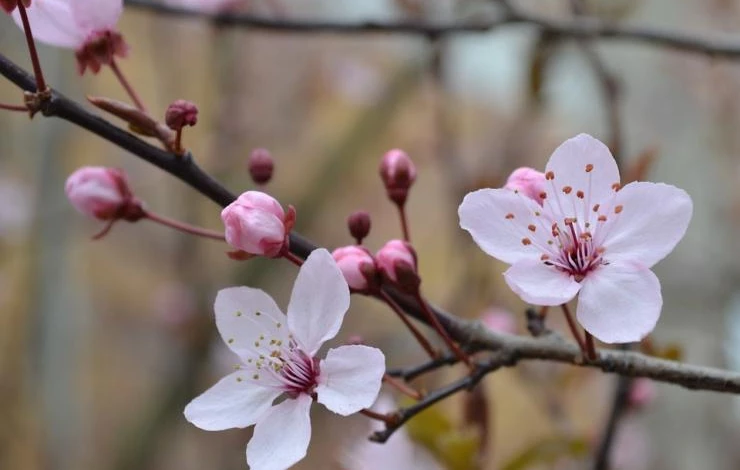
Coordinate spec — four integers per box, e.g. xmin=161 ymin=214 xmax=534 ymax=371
xmin=65 ymin=166 xmax=144 ymax=238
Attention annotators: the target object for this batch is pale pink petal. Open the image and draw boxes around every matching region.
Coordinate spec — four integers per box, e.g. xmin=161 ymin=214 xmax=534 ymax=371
xmin=316 ymin=345 xmax=385 ymax=416
xmin=214 ymin=287 xmax=288 ymax=362
xmin=287 ymin=249 xmax=350 ymax=355
xmin=12 ymin=0 xmax=83 ymax=48
xmin=247 ymin=394 xmax=313 ymax=470
xmin=544 ymin=134 xmax=621 ymax=214
xmin=71 ymin=0 xmax=122 ymax=32
xmin=184 ymin=371 xmax=280 ymax=431
xmin=577 ymin=262 xmax=662 ymax=343
xmin=600 ymin=182 xmax=693 ymax=268
xmin=458 ymin=188 xmax=545 ymax=265
xmin=503 ymin=260 xmax=581 ymax=305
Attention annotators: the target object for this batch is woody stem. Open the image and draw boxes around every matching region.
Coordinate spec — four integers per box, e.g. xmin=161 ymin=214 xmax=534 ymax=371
xmin=380 ymin=290 xmax=439 ymax=360
xmin=585 ymin=331 xmax=597 ymax=360
xmin=414 ymin=293 xmax=473 ymax=369
xmin=0 ymin=102 xmax=28 ymax=112
xmin=383 ymin=374 xmax=423 ymax=400
xmin=109 ymin=58 xmax=147 ymax=113
xmin=560 ymin=303 xmax=588 ymax=354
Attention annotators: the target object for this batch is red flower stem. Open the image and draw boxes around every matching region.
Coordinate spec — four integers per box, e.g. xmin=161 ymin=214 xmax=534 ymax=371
xmin=560 ymin=303 xmax=587 ymax=354
xmin=16 ymin=1 xmax=47 ymax=92
xmin=383 ymin=374 xmax=423 ymax=400
xmin=281 ymin=250 xmax=304 ymax=267
xmin=143 ymin=210 xmax=225 ymax=241
xmin=539 ymin=305 xmax=549 ymax=320
xmin=398 ymin=204 xmax=411 ymax=242
xmin=109 ymin=58 xmax=147 ymax=113
xmin=584 ymin=331 xmax=597 ymax=360
xmin=0 ymin=102 xmax=28 ymax=112
xmin=174 ymin=127 xmax=183 ymax=154
xmin=359 ymin=408 xmax=395 ymax=424
xmin=379 ymin=290 xmax=438 ymax=360
xmin=413 ymin=292 xmax=473 ymax=369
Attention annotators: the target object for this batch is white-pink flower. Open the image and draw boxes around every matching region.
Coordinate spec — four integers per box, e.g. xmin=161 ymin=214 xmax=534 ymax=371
xmin=12 ymin=0 xmax=127 ymax=74
xmin=458 ymin=134 xmax=693 ymax=343
xmin=184 ymin=249 xmax=386 ymax=470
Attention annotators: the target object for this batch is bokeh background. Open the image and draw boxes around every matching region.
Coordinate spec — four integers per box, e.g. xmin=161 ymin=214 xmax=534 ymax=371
xmin=2 ymin=0 xmax=740 ymax=469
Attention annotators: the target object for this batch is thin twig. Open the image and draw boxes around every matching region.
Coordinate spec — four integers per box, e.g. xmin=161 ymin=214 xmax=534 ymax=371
xmin=593 ymin=366 xmax=632 ymax=470
xmin=386 ymin=352 xmax=459 ymax=381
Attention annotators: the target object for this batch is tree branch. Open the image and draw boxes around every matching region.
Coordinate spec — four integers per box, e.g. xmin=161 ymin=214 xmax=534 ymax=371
xmin=2 ymin=53 xmax=740 ymax=396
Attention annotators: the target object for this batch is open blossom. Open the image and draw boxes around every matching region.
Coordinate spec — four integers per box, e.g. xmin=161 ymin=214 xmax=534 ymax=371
xmin=459 ymin=134 xmax=693 ymax=343
xmin=184 ymin=249 xmax=385 ymax=470
xmin=12 ymin=0 xmax=127 ymax=74
xmin=221 ymin=191 xmax=294 ymax=258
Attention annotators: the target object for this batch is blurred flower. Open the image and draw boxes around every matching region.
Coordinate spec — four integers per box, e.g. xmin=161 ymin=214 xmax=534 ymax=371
xmin=380 ymin=149 xmax=416 ymax=206
xmin=221 ymin=191 xmax=294 ymax=258
xmin=326 ymin=58 xmax=383 ymax=105
xmin=165 ymin=99 xmax=198 ymax=130
xmin=12 ymin=0 xmax=127 ymax=74
xmin=459 ymin=133 xmax=693 ymax=343
xmin=163 ymin=0 xmax=239 ymax=14
xmin=65 ymin=166 xmax=139 ymax=220
xmin=332 ymin=245 xmax=376 ymax=292
xmin=627 ymin=378 xmax=657 ymax=410
xmin=609 ymin=419 xmax=651 ymax=470
xmin=0 ymin=178 xmax=33 ymax=240
xmin=504 ymin=167 xmax=547 ymax=205
xmin=340 ymin=395 xmax=444 ymax=470
xmin=152 ymin=281 xmax=198 ymax=330
xmin=184 ymin=249 xmax=385 ymax=470
xmin=347 ymin=210 xmax=371 ymax=244
xmin=1 ymin=0 xmax=31 ymax=14
xmin=376 ymin=239 xmax=417 ymax=285
xmin=481 ymin=307 xmax=517 ymax=335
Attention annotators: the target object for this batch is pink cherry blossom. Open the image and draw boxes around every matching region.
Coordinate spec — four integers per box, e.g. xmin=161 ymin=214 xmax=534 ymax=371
xmin=504 ymin=167 xmax=547 ymax=205
xmin=376 ymin=239 xmax=417 ymax=284
xmin=65 ymin=166 xmax=133 ymax=220
xmin=12 ymin=0 xmax=127 ymax=74
xmin=332 ymin=245 xmax=376 ymax=291
xmin=221 ymin=191 xmax=294 ymax=258
xmin=481 ymin=307 xmax=517 ymax=335
xmin=184 ymin=249 xmax=386 ymax=470
xmin=458 ymin=134 xmax=693 ymax=343
xmin=340 ymin=395 xmax=444 ymax=470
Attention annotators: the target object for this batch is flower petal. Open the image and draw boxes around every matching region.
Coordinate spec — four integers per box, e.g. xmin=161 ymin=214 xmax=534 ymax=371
xmin=12 ymin=0 xmax=83 ymax=48
xmin=316 ymin=345 xmax=385 ymax=416
xmin=71 ymin=0 xmax=122 ymax=32
xmin=215 ymin=287 xmax=288 ymax=362
xmin=184 ymin=371 xmax=280 ymax=431
xmin=599 ymin=181 xmax=693 ymax=268
xmin=246 ymin=394 xmax=313 ymax=470
xmin=544 ymin=134 xmax=621 ymax=213
xmin=287 ymin=249 xmax=350 ymax=355
xmin=504 ymin=260 xmax=582 ymax=305
xmin=458 ymin=188 xmax=545 ymax=265
xmin=577 ymin=262 xmax=662 ymax=343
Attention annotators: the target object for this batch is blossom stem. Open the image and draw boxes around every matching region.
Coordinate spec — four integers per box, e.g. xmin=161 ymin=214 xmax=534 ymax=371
xmin=174 ymin=127 xmax=183 ymax=155
xmin=109 ymin=58 xmax=147 ymax=113
xmin=0 ymin=102 xmax=28 ymax=112
xmin=560 ymin=303 xmax=587 ymax=354
xmin=380 ymin=290 xmax=439 ymax=360
xmin=398 ymin=204 xmax=411 ymax=241
xmin=413 ymin=292 xmax=474 ymax=369
xmin=383 ymin=374 xmax=423 ymax=400
xmin=281 ymin=250 xmax=304 ymax=266
xmin=16 ymin=1 xmax=47 ymax=93
xmin=359 ymin=408 xmax=396 ymax=424
xmin=585 ymin=331 xmax=597 ymax=360
xmin=143 ymin=210 xmax=226 ymax=241
xmin=539 ymin=305 xmax=549 ymax=320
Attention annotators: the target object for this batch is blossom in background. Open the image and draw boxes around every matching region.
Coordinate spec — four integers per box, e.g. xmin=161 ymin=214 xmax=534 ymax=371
xmin=184 ymin=249 xmax=386 ymax=470
xmin=340 ymin=395 xmax=444 ymax=470
xmin=221 ymin=191 xmax=294 ymax=258
xmin=12 ymin=0 xmax=127 ymax=74
xmin=0 ymin=178 xmax=33 ymax=240
xmin=163 ymin=0 xmax=239 ymax=14
xmin=65 ymin=166 xmax=138 ymax=220
xmin=480 ymin=307 xmax=517 ymax=335
xmin=459 ymin=134 xmax=693 ymax=343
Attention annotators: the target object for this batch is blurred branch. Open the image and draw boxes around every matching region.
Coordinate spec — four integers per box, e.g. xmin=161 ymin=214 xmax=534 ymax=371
xmin=2 ymin=52 xmax=740 ymax=411
xmin=124 ymin=0 xmax=740 ymax=58
xmin=592 ymin=364 xmax=632 ymax=470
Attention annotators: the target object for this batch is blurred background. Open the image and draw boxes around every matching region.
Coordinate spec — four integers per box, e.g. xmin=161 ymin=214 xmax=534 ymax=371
xmin=2 ymin=0 xmax=740 ymax=469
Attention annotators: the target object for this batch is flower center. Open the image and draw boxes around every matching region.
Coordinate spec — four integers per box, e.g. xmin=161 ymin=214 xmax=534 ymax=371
xmin=247 ymin=338 xmax=320 ymax=397
xmin=547 ymin=218 xmax=605 ymax=281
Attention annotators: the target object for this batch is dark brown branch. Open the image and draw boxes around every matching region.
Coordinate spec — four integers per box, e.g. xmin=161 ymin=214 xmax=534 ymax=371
xmin=386 ymin=352 xmax=459 ymax=381
xmin=124 ymin=0 xmax=740 ymax=58
xmin=2 ymin=53 xmax=740 ymax=396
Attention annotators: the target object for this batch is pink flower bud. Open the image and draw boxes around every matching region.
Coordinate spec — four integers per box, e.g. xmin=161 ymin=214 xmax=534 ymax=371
xmin=65 ymin=166 xmax=135 ymax=220
xmin=376 ymin=240 xmax=418 ymax=291
xmin=628 ymin=378 xmax=657 ymax=410
xmin=347 ymin=210 xmax=371 ymax=244
xmin=481 ymin=307 xmax=517 ymax=335
xmin=332 ymin=245 xmax=376 ymax=292
xmin=165 ymin=100 xmax=199 ymax=130
xmin=221 ymin=191 xmax=292 ymax=258
xmin=379 ymin=149 xmax=417 ymax=206
xmin=504 ymin=167 xmax=547 ymax=205
xmin=248 ymin=148 xmax=274 ymax=185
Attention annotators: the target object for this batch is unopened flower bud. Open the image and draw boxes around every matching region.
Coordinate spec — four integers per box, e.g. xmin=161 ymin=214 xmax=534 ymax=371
xmin=504 ymin=167 xmax=546 ymax=205
xmin=248 ymin=148 xmax=274 ymax=185
xmin=347 ymin=210 xmax=371 ymax=244
xmin=376 ymin=239 xmax=419 ymax=292
xmin=481 ymin=307 xmax=517 ymax=335
xmin=65 ymin=166 xmax=141 ymax=221
xmin=221 ymin=191 xmax=294 ymax=258
xmin=628 ymin=378 xmax=657 ymax=410
xmin=379 ymin=149 xmax=417 ymax=206
xmin=332 ymin=245 xmax=377 ymax=292
xmin=165 ymin=99 xmax=198 ymax=130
